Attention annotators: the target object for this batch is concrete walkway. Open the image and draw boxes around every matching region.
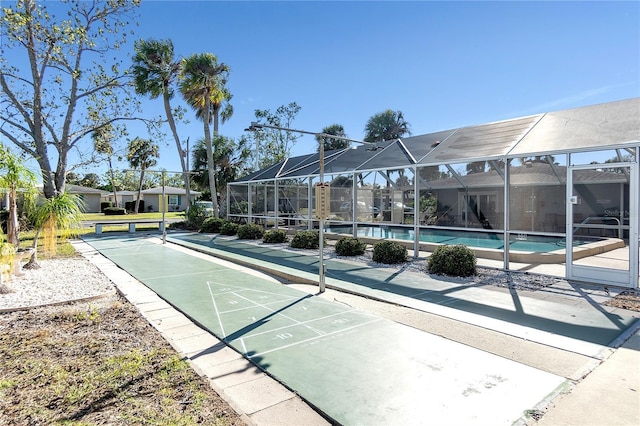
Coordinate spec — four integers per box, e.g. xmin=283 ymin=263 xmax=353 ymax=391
xmin=78 ymin=232 xmax=640 ymax=426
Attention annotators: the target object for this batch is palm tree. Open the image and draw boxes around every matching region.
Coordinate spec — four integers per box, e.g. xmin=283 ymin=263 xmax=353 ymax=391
xmin=191 ymin=135 xmax=252 ymax=206
xmin=179 ymin=53 xmax=231 ymax=218
xmin=132 ymin=39 xmax=192 ymax=207
xmin=316 ymin=124 xmax=349 ymax=151
xmin=364 ymin=110 xmax=412 ymax=142
xmin=92 ymin=123 xmax=119 ymax=207
xmin=24 ymin=191 xmax=86 ymax=269
xmin=127 ymin=137 xmax=159 ymax=214
xmin=0 ymin=144 xmax=37 ymax=247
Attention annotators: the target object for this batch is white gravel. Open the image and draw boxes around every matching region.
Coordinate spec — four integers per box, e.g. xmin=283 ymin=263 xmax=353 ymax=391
xmin=0 ymin=257 xmax=116 ymax=311
xmin=238 ymin=238 xmax=563 ymax=291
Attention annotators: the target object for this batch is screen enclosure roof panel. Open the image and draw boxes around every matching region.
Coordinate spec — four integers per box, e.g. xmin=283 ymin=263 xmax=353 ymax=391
xmin=508 ymin=98 xmax=640 ymax=157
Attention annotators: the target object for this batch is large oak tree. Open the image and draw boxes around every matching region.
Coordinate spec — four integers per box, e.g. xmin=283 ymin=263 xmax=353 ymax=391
xmin=1 ymin=0 xmax=143 ymax=198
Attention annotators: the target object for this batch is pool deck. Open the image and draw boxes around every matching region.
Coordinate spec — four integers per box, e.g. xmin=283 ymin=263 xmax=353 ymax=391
xmin=328 ymin=230 xmax=625 ymax=264
xmin=78 ymin=231 xmax=639 ymax=426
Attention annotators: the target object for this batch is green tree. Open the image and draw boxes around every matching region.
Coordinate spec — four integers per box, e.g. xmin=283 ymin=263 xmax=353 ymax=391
xmin=0 ymin=144 xmax=38 ymax=246
xmin=0 ymin=0 xmax=143 ymax=199
xmin=466 ymin=161 xmax=486 ymax=174
xmin=77 ymin=173 xmax=101 ymax=188
xmin=132 ymin=38 xmax=192 ymax=206
xmin=316 ymin=124 xmax=349 ymax=152
xmin=364 ymin=109 xmax=411 ymax=143
xmin=249 ymin=102 xmax=302 ymax=169
xmin=179 ymin=53 xmax=230 ymax=218
xmin=92 ymin=123 xmax=122 ymax=206
xmin=101 ymin=169 xmax=155 ymax=192
xmin=191 ymin=135 xmax=252 ymax=207
xmin=25 ymin=192 xmax=85 ymax=269
xmin=127 ymin=137 xmax=159 ymax=214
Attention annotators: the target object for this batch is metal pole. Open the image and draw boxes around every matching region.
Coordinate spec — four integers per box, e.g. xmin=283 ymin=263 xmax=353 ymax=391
xmin=245 ymin=121 xmax=376 ymax=295
xmin=319 ymin=137 xmax=326 ymax=293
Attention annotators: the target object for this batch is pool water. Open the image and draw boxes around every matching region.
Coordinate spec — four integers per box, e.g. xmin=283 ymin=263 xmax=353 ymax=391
xmin=327 ymin=225 xmax=593 ymax=253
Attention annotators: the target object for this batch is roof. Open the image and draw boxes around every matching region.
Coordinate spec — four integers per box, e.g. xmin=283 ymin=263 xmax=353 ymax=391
xmin=66 ymin=184 xmax=110 ymax=195
xmin=426 ymin=162 xmax=629 ymax=190
xmin=235 ymin=98 xmax=639 ymax=183
xmin=141 ymin=186 xmax=201 ymax=195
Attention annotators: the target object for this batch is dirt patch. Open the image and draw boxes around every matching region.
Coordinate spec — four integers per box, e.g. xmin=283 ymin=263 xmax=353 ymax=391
xmin=0 ymin=294 xmax=246 ymax=425
xmin=604 ymin=290 xmax=640 ymax=312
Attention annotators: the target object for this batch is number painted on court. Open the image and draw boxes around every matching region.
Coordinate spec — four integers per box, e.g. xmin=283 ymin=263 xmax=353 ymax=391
xmin=274 ymin=333 xmax=293 ymax=340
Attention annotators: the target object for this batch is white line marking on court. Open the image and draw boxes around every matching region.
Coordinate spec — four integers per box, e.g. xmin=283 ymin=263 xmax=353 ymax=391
xmin=207 ymin=281 xmax=226 ymax=338
xmin=233 ymin=292 xmax=328 ymax=336
xmin=217 ymin=299 xmax=301 ymax=315
xmin=232 ymin=309 xmax=365 ymax=340
xmin=240 ymin=339 xmax=248 ymax=355
xmin=246 ymin=318 xmax=383 ymax=359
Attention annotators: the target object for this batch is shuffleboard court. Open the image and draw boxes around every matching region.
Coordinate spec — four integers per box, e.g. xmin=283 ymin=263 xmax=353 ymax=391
xmin=84 ymin=234 xmax=566 ymax=425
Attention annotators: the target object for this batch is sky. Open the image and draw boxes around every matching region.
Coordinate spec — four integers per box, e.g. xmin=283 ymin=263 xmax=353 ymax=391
xmin=5 ymin=0 xmax=640 ymax=179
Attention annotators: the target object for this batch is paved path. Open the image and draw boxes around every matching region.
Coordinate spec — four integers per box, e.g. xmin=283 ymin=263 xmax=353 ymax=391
xmin=79 ymin=233 xmax=640 ymax=425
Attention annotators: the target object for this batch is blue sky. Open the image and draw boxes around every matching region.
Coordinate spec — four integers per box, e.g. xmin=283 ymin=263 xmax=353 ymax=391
xmin=7 ymin=0 xmax=640 ymax=178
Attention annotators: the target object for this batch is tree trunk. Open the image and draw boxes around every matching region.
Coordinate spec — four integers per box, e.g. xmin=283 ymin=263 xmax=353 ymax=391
xmin=134 ymin=169 xmax=144 ymax=214
xmin=212 ymin=111 xmax=220 ymax=217
xmin=6 ymin=188 xmax=19 ymax=247
xmin=23 ymin=228 xmax=42 ymax=270
xmin=164 ymin=91 xmax=191 ymax=210
xmin=108 ymin=156 xmax=118 ymax=207
xmin=204 ymin=98 xmax=218 ymax=218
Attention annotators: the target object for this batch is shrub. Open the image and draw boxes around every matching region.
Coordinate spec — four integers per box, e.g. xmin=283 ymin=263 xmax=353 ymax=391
xmin=167 ymin=221 xmax=190 ymax=230
xmin=335 ymin=236 xmax=367 ymax=256
xmin=372 ymin=240 xmax=407 ymax=264
xmin=263 ymin=229 xmax=288 ymax=244
xmin=185 ymin=203 xmax=207 ymax=229
xmin=237 ymin=223 xmax=264 ymax=240
xmin=290 ymin=230 xmax=320 ymax=249
xmin=103 ymin=207 xmax=126 ymax=216
xmin=124 ymin=200 xmax=145 ymax=213
xmin=100 ymin=201 xmax=112 ymax=212
xmin=427 ymin=244 xmax=477 ymax=277
xmin=200 ymin=217 xmax=226 ymax=233
xmin=0 ymin=210 xmax=8 ymax=234
xmin=219 ymin=221 xmax=239 ymax=236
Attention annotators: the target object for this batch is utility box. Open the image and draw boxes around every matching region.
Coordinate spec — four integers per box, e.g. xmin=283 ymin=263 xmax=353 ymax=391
xmin=315 ymin=183 xmax=331 ymax=220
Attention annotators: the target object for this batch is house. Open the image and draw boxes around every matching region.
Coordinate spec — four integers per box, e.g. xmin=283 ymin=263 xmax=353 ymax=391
xmin=141 ymin=186 xmax=201 ymax=212
xmin=101 ymin=190 xmax=138 ymax=209
xmin=65 ymin=184 xmax=110 ymax=213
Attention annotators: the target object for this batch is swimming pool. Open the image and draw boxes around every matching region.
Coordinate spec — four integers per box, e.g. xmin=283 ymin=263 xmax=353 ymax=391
xmin=325 ymin=224 xmax=623 ymax=263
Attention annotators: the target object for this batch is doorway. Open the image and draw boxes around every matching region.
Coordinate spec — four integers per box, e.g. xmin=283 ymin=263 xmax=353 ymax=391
xmin=567 ymin=162 xmax=638 ymax=288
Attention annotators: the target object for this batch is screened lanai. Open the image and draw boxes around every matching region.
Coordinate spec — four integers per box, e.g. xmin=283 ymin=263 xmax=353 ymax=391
xmin=228 ymin=98 xmax=640 ymax=288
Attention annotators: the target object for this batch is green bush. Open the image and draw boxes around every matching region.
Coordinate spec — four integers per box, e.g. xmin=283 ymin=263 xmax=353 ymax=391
xmin=237 ymin=223 xmax=264 ymax=240
xmin=186 ymin=203 xmax=207 ymax=229
xmin=200 ymin=217 xmax=226 ymax=233
xmin=335 ymin=236 xmax=367 ymax=256
xmin=290 ymin=230 xmax=320 ymax=249
xmin=219 ymin=221 xmax=239 ymax=236
xmin=372 ymin=240 xmax=407 ymax=264
xmin=263 ymin=229 xmax=288 ymax=244
xmin=124 ymin=200 xmax=145 ymax=213
xmin=427 ymin=244 xmax=477 ymax=277
xmin=103 ymin=207 xmax=127 ymax=216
